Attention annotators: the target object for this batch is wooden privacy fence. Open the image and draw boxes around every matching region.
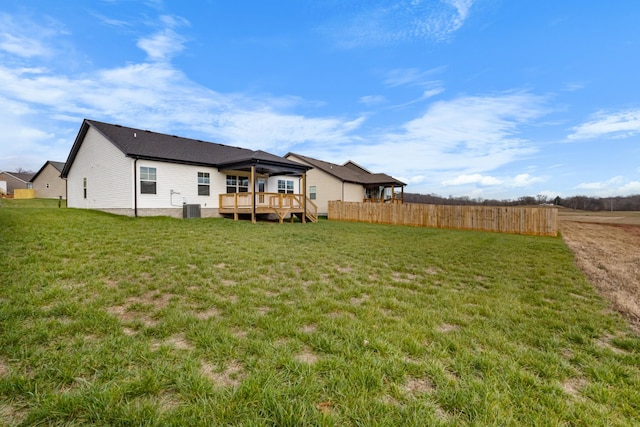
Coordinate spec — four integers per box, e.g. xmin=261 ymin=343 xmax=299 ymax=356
xmin=328 ymin=201 xmax=558 ymax=236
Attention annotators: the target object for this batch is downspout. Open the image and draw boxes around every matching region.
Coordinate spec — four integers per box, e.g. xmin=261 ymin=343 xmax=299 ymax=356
xmin=302 ymin=172 xmax=307 ymax=223
xmin=134 ymin=158 xmax=138 ymax=217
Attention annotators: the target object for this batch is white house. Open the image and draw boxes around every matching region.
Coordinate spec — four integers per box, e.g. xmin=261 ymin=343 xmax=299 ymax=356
xmin=61 ymin=119 xmax=315 ymax=222
xmin=284 ymin=153 xmax=405 ymax=216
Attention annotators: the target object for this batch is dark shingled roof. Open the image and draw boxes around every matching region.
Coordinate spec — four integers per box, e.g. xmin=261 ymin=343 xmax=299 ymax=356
xmin=286 ymin=153 xmax=405 ymax=187
xmin=2 ymin=172 xmax=35 ymax=182
xmin=62 ymin=119 xmax=310 ymax=178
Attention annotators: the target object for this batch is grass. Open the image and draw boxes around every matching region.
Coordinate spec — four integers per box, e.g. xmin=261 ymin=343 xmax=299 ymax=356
xmin=1 ymin=199 xmax=639 ymax=426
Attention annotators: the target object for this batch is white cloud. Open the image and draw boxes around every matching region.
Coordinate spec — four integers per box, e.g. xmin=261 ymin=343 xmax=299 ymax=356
xmin=568 ymin=109 xmax=640 ymax=140
xmin=573 ymin=176 xmax=640 ymax=197
xmin=384 ymin=67 xmax=444 ymax=87
xmin=323 ymin=0 xmax=475 ymax=48
xmin=359 ymin=95 xmax=386 ymax=106
xmin=443 ymin=174 xmax=502 ymax=186
xmin=137 ymin=28 xmax=187 ymax=61
xmin=299 ymin=91 xmax=548 ymax=198
xmin=512 ymin=173 xmax=543 ymax=187
xmin=440 ymin=172 xmax=543 ymax=189
xmin=575 ymin=176 xmax=624 ymax=191
xmin=619 ymin=181 xmax=640 ymax=194
xmin=0 ymin=13 xmax=62 ymax=58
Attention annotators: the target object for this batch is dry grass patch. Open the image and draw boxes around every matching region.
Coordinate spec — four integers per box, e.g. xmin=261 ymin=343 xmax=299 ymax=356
xmin=404 ymin=376 xmax=435 ymax=395
xmin=0 ymin=402 xmax=27 ymax=427
xmin=300 ymin=324 xmax=317 ymax=334
xmin=201 ymin=359 xmax=245 ymax=388
xmin=106 ymin=304 xmax=157 ymax=327
xmin=436 ymin=323 xmax=460 ymax=333
xmin=193 ymin=307 xmax=220 ymax=320
xmin=349 ymin=294 xmax=369 ymax=306
xmin=294 ymin=346 xmax=320 ymax=364
xmin=595 ymin=333 xmax=627 ymax=355
xmin=562 ymin=377 xmax=589 ymax=398
xmin=315 ymin=401 xmax=334 ymax=415
xmin=0 ymin=359 xmax=8 ymax=377
xmin=156 ymin=391 xmax=182 ymax=414
xmin=151 ymin=334 xmax=194 ymax=351
xmin=231 ymin=327 xmax=248 ymax=339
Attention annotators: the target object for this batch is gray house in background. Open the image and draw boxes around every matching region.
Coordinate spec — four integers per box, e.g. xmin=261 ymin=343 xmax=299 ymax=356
xmin=284 ymin=153 xmax=405 ymax=216
xmin=30 ymin=161 xmax=66 ymax=199
xmin=0 ymin=171 xmax=34 ymax=196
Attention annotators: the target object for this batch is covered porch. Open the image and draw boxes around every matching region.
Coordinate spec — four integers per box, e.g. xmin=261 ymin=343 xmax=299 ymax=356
xmin=363 ymin=180 xmax=406 ymax=204
xmin=216 ymin=151 xmax=317 ymax=223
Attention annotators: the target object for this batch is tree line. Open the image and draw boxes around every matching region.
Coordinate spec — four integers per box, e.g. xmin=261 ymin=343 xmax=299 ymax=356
xmin=402 ymin=193 xmax=640 ymax=211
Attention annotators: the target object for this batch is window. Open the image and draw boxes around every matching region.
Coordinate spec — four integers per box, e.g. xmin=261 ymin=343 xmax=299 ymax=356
xmin=278 ymin=179 xmax=294 ymax=194
xmin=140 ymin=167 xmax=157 ymax=194
xmin=309 ymin=185 xmax=316 ymax=200
xmin=83 ymin=177 xmax=87 ymax=199
xmin=226 ymin=175 xmax=249 ymax=193
xmin=198 ymin=172 xmax=210 ymax=196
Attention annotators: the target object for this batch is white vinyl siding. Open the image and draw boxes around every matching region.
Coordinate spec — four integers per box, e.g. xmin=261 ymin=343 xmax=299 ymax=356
xmin=136 ymin=161 xmax=224 ymax=209
xmin=67 ymin=126 xmax=228 ymax=211
xmin=66 ymin=127 xmax=133 ymax=209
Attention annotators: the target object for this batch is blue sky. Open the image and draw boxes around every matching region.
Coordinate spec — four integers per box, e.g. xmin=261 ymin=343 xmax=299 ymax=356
xmin=1 ymin=0 xmax=639 ymax=200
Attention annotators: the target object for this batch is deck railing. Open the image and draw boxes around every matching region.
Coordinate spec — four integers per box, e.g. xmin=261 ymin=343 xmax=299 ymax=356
xmin=219 ymin=192 xmax=318 ymax=222
xmin=219 ymin=192 xmax=303 ymax=209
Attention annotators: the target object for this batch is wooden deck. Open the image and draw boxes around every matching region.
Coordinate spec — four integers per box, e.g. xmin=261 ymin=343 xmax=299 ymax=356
xmin=219 ymin=192 xmax=318 ymax=223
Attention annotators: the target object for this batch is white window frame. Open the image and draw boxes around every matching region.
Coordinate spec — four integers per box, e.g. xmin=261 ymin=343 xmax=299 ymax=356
xmin=140 ymin=166 xmax=157 ymax=195
xmin=198 ymin=172 xmax=210 ymax=196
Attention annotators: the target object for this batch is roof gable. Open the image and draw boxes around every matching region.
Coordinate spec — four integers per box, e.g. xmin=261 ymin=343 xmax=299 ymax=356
xmin=31 ymin=161 xmax=65 ymax=182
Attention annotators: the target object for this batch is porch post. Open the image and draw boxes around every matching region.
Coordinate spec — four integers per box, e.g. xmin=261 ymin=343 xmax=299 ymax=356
xmin=251 ymin=165 xmax=256 ymax=224
xmin=302 ymin=172 xmax=307 ymax=224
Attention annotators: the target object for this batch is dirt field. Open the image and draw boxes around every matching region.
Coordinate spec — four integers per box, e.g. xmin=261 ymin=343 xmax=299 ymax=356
xmin=559 ymin=210 xmax=640 ymax=332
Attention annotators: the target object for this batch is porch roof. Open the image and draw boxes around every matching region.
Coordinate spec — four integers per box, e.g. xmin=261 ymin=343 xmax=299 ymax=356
xmin=217 ymin=150 xmax=311 ymax=176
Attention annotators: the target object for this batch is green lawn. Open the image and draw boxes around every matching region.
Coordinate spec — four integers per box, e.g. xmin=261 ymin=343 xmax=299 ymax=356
xmin=1 ymin=201 xmax=638 ymax=426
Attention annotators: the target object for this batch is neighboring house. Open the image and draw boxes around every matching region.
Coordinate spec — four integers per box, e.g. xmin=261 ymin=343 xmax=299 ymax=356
xmin=284 ymin=153 xmax=406 ymax=216
xmin=30 ymin=161 xmax=66 ymax=199
xmin=0 ymin=171 xmax=34 ymax=196
xmin=61 ymin=119 xmax=316 ymax=222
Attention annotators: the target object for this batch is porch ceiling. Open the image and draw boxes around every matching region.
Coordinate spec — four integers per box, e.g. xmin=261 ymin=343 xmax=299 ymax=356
xmin=218 ymin=159 xmax=310 ymax=177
